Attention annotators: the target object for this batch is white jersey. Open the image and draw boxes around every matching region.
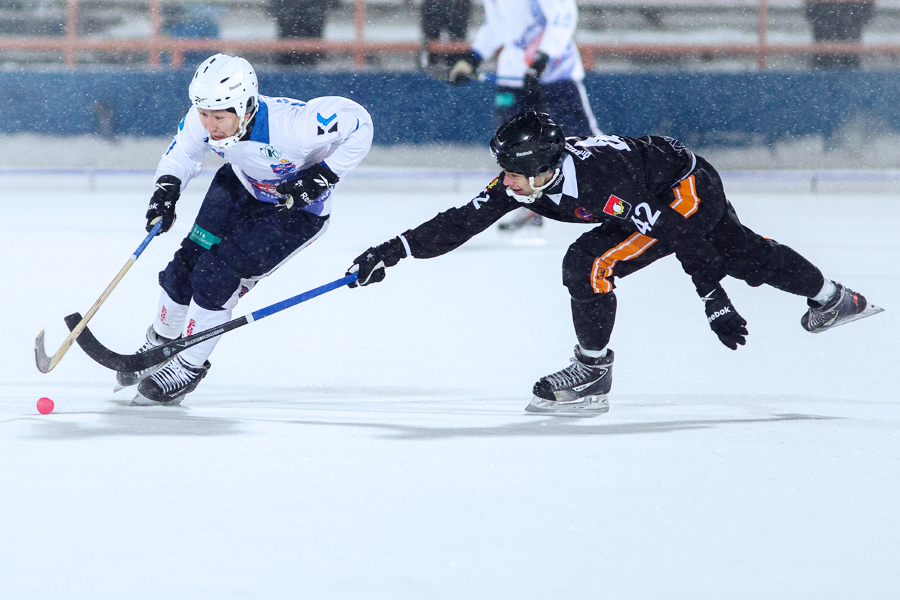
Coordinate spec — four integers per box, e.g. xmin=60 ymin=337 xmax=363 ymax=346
xmin=156 ymin=94 xmax=373 ymax=217
xmin=471 ymin=0 xmax=584 ymax=88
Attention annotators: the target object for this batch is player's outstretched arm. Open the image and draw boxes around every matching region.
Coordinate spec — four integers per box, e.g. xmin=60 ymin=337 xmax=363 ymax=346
xmin=699 ymin=283 xmax=748 ymax=350
xmin=346 ymin=237 xmax=407 ymax=288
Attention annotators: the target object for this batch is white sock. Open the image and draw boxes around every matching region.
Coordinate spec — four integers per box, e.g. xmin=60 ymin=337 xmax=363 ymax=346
xmin=153 ymin=290 xmax=188 ymax=340
xmin=179 ymin=300 xmax=232 ymax=367
xmin=578 ymin=346 xmax=608 ymax=358
xmin=811 ymin=279 xmax=837 ymax=305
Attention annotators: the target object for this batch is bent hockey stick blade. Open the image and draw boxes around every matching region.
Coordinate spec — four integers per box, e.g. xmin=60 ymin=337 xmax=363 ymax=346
xmin=35 ymin=222 xmax=162 ymax=373
xmin=67 ymin=273 xmax=358 ymax=372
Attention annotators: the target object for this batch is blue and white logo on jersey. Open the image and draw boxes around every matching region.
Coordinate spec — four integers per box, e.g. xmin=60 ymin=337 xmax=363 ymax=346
xmin=317 ymin=112 xmax=338 ymax=135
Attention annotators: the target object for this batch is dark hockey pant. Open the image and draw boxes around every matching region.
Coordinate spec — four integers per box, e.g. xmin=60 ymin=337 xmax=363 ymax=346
xmin=159 ymin=165 xmax=328 ymax=311
xmin=495 ymin=79 xmax=600 ymax=137
xmin=562 ymin=157 xmax=826 ymax=351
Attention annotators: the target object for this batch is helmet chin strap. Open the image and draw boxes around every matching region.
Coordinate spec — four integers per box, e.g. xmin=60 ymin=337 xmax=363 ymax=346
xmin=505 ymin=168 xmax=561 ymax=203
xmin=207 ymin=102 xmax=259 ymax=151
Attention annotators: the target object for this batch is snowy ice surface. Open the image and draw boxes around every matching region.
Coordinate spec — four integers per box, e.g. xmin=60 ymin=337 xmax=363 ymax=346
xmin=1 ymin=171 xmax=897 ymax=599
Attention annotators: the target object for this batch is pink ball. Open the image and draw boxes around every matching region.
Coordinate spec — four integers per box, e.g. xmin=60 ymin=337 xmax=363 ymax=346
xmin=36 ymin=397 xmax=54 ymax=415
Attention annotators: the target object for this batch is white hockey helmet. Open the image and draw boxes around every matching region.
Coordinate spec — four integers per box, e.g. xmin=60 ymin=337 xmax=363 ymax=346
xmin=188 ymin=53 xmax=259 ymax=150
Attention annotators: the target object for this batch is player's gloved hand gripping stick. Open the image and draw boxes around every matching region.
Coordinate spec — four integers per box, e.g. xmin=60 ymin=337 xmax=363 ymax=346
xmin=346 ymin=237 xmax=407 ymax=287
xmin=275 ymin=163 xmax=339 ymax=209
xmin=64 ymin=273 xmax=358 ymax=373
xmin=35 ymin=221 xmax=163 ymax=373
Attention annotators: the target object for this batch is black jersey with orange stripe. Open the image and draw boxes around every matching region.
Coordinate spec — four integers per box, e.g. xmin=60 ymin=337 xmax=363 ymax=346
xmin=400 ymin=133 xmax=727 ymax=292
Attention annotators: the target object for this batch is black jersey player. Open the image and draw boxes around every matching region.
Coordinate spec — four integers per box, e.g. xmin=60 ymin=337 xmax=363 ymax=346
xmin=346 ymin=111 xmax=883 ymax=415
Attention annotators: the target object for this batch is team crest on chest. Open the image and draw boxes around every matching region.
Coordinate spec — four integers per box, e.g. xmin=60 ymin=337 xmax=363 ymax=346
xmin=260 ymin=145 xmax=283 ymax=159
xmin=603 ymin=194 xmax=632 ymax=219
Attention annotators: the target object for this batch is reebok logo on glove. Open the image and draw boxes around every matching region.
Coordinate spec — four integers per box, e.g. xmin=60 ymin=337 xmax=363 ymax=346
xmin=700 ymin=284 xmax=748 ymax=350
xmin=275 ymin=164 xmax=339 ymax=210
xmin=707 ymin=306 xmax=732 ymax=323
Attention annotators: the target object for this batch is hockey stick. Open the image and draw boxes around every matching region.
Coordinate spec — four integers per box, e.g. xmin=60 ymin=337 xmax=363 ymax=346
xmin=63 ymin=272 xmax=358 ymax=373
xmin=34 ymin=221 xmax=163 ymax=373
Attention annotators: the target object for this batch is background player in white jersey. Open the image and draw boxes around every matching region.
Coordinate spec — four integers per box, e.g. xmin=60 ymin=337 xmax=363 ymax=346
xmin=449 ymin=0 xmax=600 ymax=231
xmin=119 ymin=53 xmax=373 ymax=406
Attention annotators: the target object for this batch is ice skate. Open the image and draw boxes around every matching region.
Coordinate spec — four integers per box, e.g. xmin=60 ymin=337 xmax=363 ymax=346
xmin=526 ymin=347 xmax=614 ymax=416
xmin=114 ymin=326 xmax=174 ymax=391
xmin=801 ymin=283 xmax=884 ymax=333
xmin=498 ymin=210 xmax=544 ymax=232
xmin=132 ymin=355 xmax=210 ymax=406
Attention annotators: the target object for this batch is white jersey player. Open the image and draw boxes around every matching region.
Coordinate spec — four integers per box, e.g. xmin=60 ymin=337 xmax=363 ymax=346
xmin=158 ymin=94 xmax=372 ymax=218
xmin=120 ymin=53 xmax=373 ymax=406
xmin=449 ymin=0 xmax=599 ymax=136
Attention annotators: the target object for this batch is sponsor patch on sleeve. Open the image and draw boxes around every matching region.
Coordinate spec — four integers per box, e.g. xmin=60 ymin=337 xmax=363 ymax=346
xmin=602 ymin=195 xmax=632 ymax=219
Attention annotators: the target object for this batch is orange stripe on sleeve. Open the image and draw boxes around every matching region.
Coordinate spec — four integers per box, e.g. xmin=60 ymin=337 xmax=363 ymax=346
xmin=670 ymin=174 xmax=699 ymax=217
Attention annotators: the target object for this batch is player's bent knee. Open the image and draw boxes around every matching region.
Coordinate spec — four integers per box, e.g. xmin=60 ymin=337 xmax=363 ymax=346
xmin=189 ymin=254 xmax=243 ymax=311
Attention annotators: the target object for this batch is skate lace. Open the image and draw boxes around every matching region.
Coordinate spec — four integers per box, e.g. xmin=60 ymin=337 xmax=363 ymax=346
xmin=544 ymin=359 xmax=597 ymax=391
xmin=151 ymin=359 xmax=198 ymax=393
xmin=134 ymin=330 xmax=166 ymax=377
xmin=807 ymin=287 xmax=851 ymax=329
xmin=137 ymin=332 xmax=162 ymax=354
xmin=807 ymin=305 xmax=838 ymax=329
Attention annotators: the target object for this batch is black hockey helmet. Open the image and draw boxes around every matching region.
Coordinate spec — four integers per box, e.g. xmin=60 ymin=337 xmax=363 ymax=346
xmin=490 ymin=111 xmax=565 ymax=177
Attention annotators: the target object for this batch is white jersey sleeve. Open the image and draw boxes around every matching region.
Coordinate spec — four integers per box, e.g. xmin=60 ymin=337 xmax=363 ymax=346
xmin=300 ymin=96 xmax=374 ymax=178
xmin=154 ymin=108 xmax=211 ymax=191
xmin=471 ymin=0 xmax=507 ymax=61
xmin=474 ymin=0 xmax=584 ymax=87
xmin=536 ymin=0 xmax=578 ymax=59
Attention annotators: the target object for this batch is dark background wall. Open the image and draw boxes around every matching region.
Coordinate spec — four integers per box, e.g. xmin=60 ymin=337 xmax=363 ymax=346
xmin=1 ymin=70 xmax=898 ymax=147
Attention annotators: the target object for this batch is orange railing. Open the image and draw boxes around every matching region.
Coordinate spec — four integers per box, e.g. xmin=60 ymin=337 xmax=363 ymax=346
xmin=0 ymin=0 xmax=897 ymax=70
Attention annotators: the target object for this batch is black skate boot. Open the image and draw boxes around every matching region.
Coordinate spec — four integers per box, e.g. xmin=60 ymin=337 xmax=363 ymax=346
xmin=114 ymin=326 xmax=174 ymax=391
xmin=132 ymin=355 xmax=210 ymax=406
xmin=526 ymin=347 xmax=614 ymax=415
xmin=801 ymin=283 xmax=884 ymax=333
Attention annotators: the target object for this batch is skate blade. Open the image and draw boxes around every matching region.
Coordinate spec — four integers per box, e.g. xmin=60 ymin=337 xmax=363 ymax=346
xmin=524 ymin=395 xmax=609 ymax=417
xmin=130 ymin=392 xmax=185 ymax=407
xmin=808 ymin=304 xmax=884 ymax=333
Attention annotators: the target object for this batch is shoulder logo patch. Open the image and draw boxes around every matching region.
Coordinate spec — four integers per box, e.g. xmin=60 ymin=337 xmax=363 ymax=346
xmin=602 ymin=195 xmax=632 ymax=219
xmin=317 ymin=112 xmax=338 ymax=135
xmin=575 ymin=206 xmax=594 ymax=221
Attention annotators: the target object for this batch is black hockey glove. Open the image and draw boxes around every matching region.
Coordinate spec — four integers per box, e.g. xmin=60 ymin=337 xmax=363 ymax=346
xmin=523 ymin=51 xmax=549 ymax=95
xmin=448 ymin=51 xmax=482 ymax=85
xmin=346 ymin=237 xmax=407 ymax=288
xmin=700 ymin=284 xmax=748 ymax=350
xmin=275 ymin=163 xmax=339 ymax=209
xmin=145 ymin=174 xmax=181 ymax=234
